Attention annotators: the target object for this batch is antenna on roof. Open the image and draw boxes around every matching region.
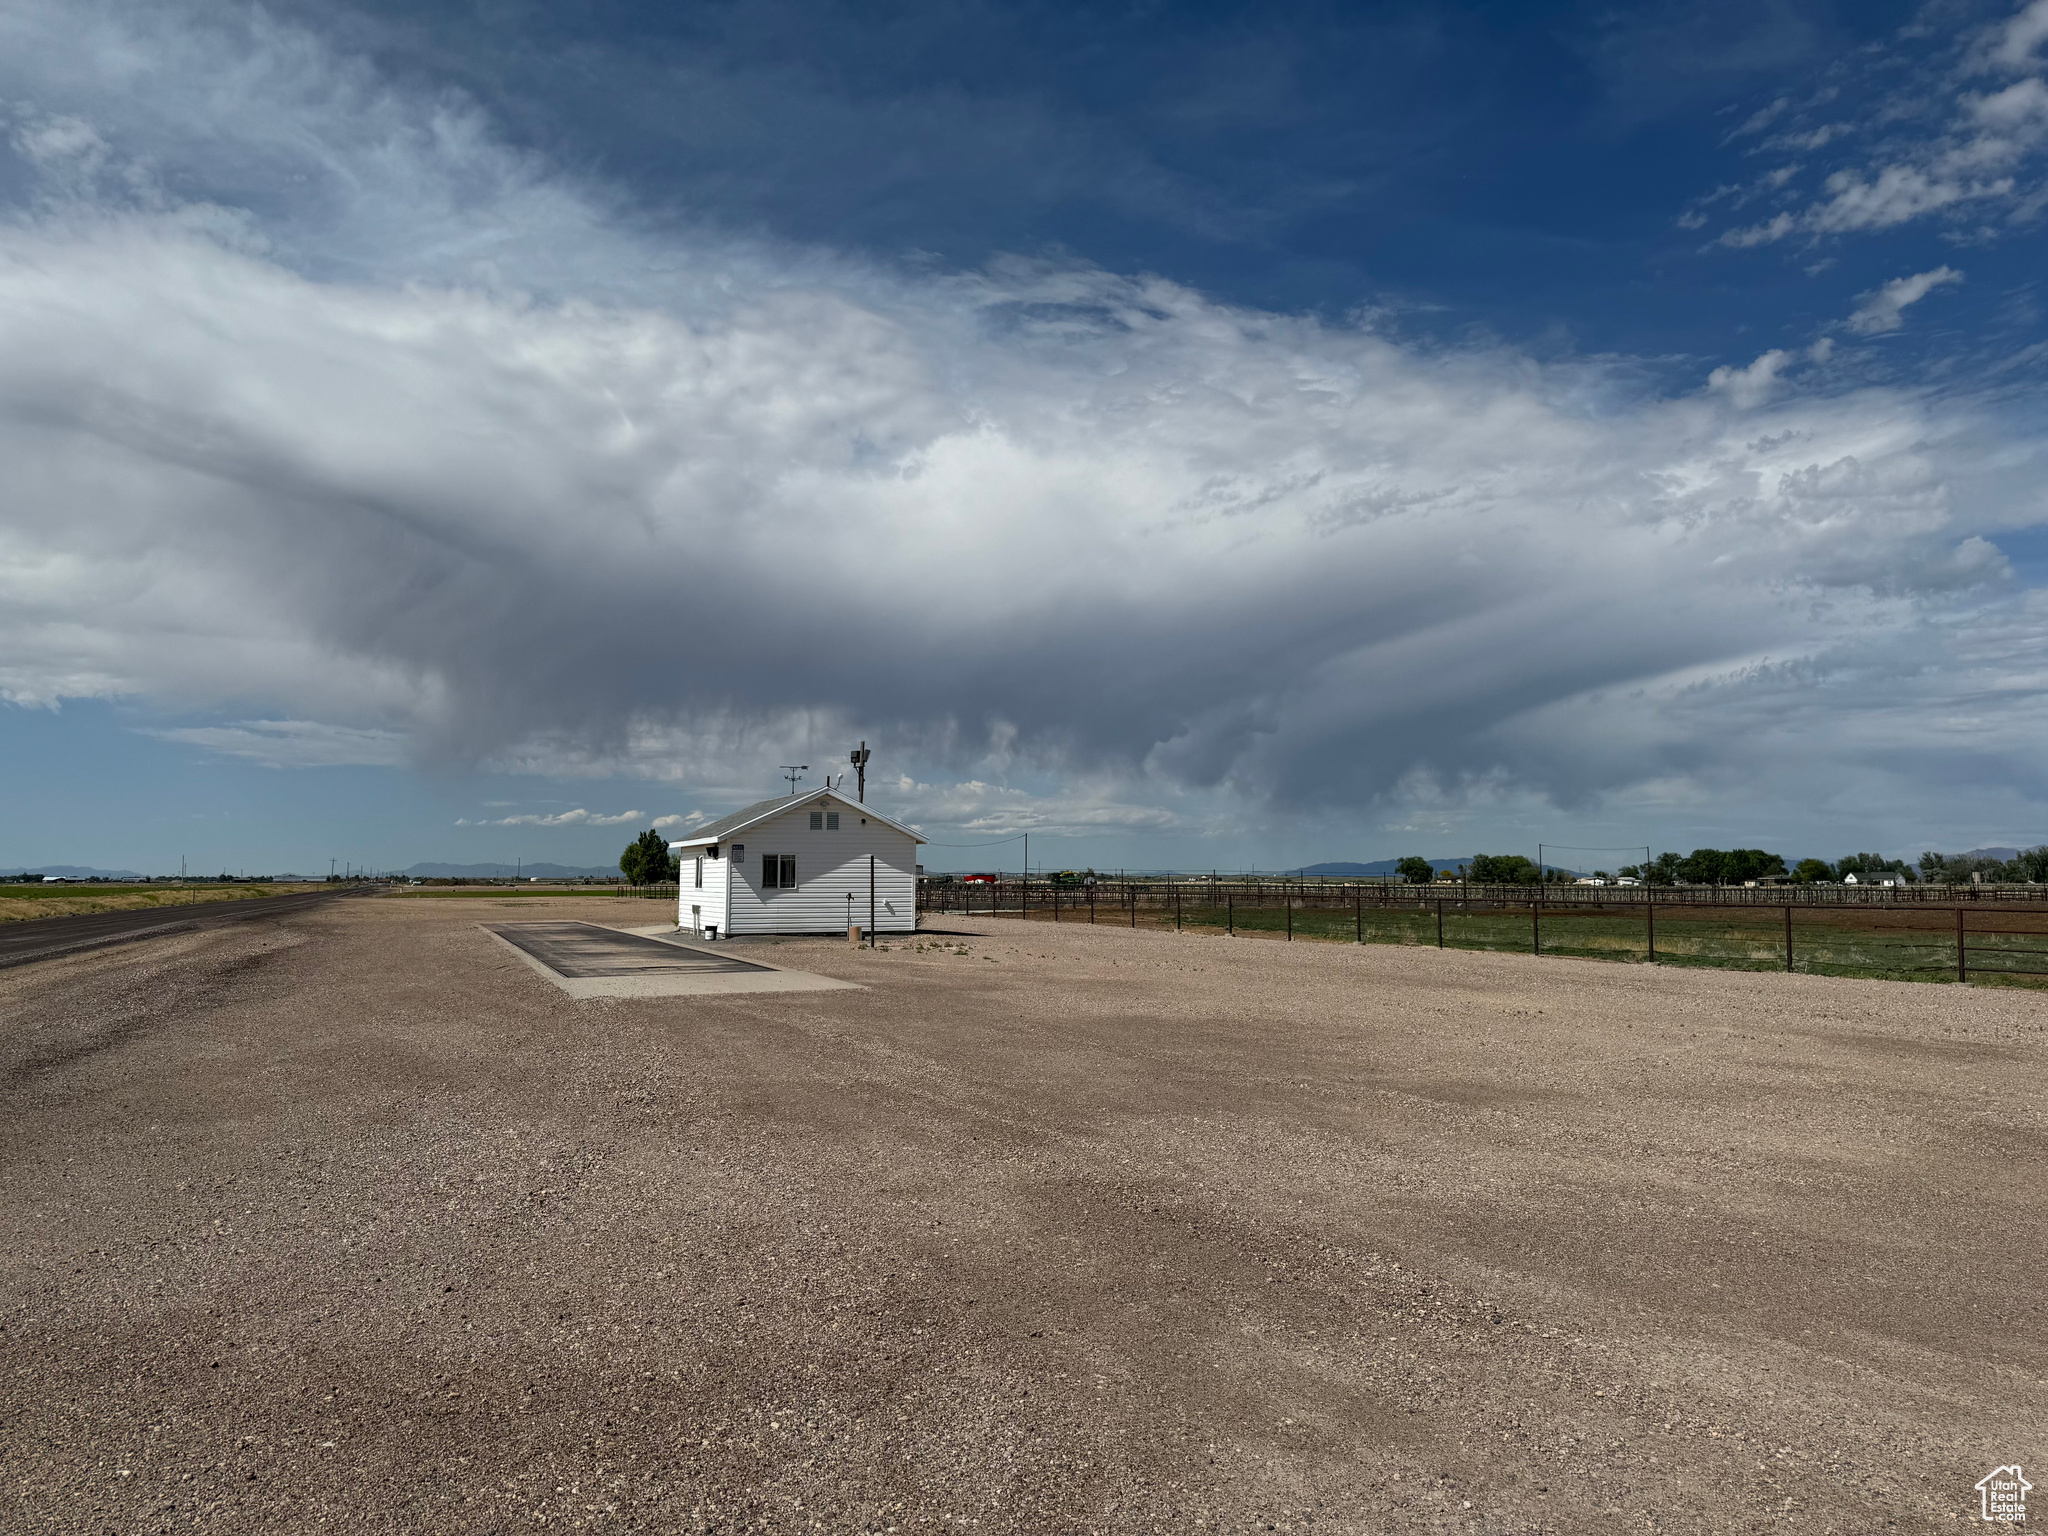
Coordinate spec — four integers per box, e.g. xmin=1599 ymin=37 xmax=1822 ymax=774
xmin=781 ymin=765 xmax=808 ymax=795
xmin=849 ymin=741 xmax=870 ymax=802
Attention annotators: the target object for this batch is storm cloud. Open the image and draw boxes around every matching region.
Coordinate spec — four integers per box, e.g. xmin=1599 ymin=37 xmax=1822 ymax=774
xmin=4 ymin=0 xmax=2047 ymax=848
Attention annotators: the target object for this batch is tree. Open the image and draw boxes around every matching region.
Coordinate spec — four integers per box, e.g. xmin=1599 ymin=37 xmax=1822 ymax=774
xmin=1395 ymin=855 xmax=1434 ymax=885
xmin=1674 ymin=848 xmax=1728 ymax=884
xmin=619 ymin=828 xmax=679 ymax=885
xmin=1837 ymin=851 xmax=1914 ymax=882
xmin=1670 ymin=848 xmax=1786 ymax=884
xmin=1792 ymin=858 xmax=1832 ymax=883
xmin=1469 ymin=853 xmax=1541 ymax=885
xmin=1726 ymin=848 xmax=1788 ymax=883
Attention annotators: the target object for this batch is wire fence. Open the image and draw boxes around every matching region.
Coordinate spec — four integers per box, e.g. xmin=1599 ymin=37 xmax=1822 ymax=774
xmin=916 ymin=879 xmax=2048 ymax=983
xmin=920 ymin=875 xmax=2048 ymax=906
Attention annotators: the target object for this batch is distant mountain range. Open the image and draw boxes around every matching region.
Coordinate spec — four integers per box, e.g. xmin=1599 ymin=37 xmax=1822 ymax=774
xmin=1963 ymin=847 xmax=2021 ymax=862
xmin=2 ymin=864 xmax=146 ymax=880
xmin=401 ymin=861 xmax=616 ymax=879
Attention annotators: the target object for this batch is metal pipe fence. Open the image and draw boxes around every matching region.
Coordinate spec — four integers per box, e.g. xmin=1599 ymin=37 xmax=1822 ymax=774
xmin=618 ymin=883 xmax=680 ymax=900
xmin=917 ymin=879 xmax=2048 ymax=983
xmin=920 ymin=876 xmax=2048 ymax=908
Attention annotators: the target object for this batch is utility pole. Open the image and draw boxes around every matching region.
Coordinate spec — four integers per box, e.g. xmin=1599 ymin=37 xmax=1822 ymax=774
xmin=849 ymin=742 xmax=870 ymax=803
xmin=781 ymin=765 xmax=809 ymax=796
xmin=330 ymin=858 xmax=336 ymax=882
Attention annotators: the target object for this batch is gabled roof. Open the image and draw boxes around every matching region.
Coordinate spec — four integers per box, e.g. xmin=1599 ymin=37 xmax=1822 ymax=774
xmin=668 ymin=786 xmax=925 ymax=849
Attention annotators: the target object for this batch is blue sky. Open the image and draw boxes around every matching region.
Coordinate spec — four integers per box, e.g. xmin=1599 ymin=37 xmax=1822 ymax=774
xmin=4 ymin=0 xmax=2048 ymax=874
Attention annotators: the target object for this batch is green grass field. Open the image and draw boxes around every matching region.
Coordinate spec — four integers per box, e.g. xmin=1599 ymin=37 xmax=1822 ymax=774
xmin=1003 ymin=896 xmax=2048 ymax=986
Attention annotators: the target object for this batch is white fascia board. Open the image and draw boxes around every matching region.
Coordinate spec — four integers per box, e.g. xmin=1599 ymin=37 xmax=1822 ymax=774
xmin=670 ymin=787 xmax=925 ymax=848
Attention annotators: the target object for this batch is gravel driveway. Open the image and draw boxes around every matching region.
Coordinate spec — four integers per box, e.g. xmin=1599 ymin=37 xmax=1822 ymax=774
xmin=2 ymin=897 xmax=2041 ymax=1533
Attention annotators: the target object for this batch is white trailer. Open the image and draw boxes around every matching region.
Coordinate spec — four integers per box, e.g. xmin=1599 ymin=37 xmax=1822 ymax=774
xmin=669 ymin=788 xmax=923 ymax=937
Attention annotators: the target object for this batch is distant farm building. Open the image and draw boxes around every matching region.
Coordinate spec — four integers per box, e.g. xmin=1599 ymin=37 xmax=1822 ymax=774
xmin=669 ymin=788 xmax=923 ymax=937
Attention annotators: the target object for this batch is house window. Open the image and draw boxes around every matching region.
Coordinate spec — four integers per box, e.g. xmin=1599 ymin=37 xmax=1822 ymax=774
xmin=810 ymin=811 xmax=824 ymax=830
xmin=826 ymin=812 xmax=840 ymax=830
xmin=761 ymin=854 xmax=796 ymax=890
xmin=694 ymin=857 xmax=703 ymax=889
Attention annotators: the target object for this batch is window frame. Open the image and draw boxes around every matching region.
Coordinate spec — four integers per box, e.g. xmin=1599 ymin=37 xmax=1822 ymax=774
xmin=761 ymin=854 xmax=796 ymax=890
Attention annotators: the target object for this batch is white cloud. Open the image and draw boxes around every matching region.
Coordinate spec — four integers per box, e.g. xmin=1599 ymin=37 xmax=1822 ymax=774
xmin=149 ymin=719 xmax=407 ymax=768
xmin=1809 ymin=165 xmax=2014 ymax=233
xmin=896 ymin=776 xmax=1206 ymax=839
xmin=1993 ymin=0 xmax=2048 ymax=68
xmin=1846 ymin=267 xmax=1966 ymax=334
xmin=1705 ymin=349 xmax=1795 ymax=408
xmin=1716 ymin=211 xmax=1795 ymax=247
xmin=1970 ymin=76 xmax=2048 ymax=128
xmin=456 ymin=809 xmax=651 ymax=827
xmin=2 ymin=0 xmax=2046 ymax=849
xmin=1711 ymin=6 xmax=2048 ymax=248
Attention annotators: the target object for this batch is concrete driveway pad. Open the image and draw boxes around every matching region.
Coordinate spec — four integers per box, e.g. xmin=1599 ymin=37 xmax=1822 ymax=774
xmin=483 ymin=920 xmax=859 ymax=998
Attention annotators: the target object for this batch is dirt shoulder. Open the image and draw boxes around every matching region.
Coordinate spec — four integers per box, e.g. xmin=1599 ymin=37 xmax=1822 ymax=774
xmin=1 ymin=899 xmax=2041 ymax=1533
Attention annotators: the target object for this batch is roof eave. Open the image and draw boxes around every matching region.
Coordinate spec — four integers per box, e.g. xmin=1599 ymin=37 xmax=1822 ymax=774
xmin=669 ymin=786 xmax=925 ymax=847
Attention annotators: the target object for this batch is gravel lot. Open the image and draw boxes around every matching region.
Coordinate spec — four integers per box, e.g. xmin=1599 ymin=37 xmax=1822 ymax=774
xmin=2 ymin=897 xmax=2042 ymax=1534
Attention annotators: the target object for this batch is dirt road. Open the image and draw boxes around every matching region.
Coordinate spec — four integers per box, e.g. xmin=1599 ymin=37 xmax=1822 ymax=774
xmin=2 ymin=898 xmax=2041 ymax=1533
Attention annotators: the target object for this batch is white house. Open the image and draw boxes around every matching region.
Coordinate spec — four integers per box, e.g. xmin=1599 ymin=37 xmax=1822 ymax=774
xmin=668 ymin=788 xmax=924 ymax=938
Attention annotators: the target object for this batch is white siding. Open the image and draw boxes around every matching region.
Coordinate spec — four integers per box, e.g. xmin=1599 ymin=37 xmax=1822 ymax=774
xmin=677 ymin=850 xmax=732 ymax=935
xmin=723 ymin=803 xmax=918 ymax=934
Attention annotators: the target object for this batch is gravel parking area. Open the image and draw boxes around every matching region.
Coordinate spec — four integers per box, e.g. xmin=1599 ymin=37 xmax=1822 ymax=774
xmin=2 ymin=897 xmax=2042 ymax=1534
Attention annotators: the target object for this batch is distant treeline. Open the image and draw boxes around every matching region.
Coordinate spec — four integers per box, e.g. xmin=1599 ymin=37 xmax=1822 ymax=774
xmin=1394 ymin=847 xmax=2048 ymax=886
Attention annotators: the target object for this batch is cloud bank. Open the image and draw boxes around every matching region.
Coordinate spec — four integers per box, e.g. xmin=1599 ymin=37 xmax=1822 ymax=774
xmin=3 ymin=0 xmax=2048 ymax=848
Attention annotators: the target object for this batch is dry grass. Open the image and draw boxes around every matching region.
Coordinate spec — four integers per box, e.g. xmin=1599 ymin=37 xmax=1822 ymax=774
xmin=0 ymin=882 xmax=324 ymax=923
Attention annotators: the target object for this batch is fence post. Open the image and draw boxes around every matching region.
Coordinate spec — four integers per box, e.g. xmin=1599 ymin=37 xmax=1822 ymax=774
xmin=1021 ymin=881 xmax=1028 ymax=923
xmin=1356 ymin=886 xmax=1363 ymax=943
xmin=1089 ymin=885 xmax=1095 ymax=924
xmin=1532 ymin=902 xmax=1540 ymax=955
xmin=1785 ymin=904 xmax=1794 ymax=973
xmin=1130 ymin=885 xmax=1136 ymax=928
xmin=1437 ymin=898 xmax=1444 ymax=949
xmin=1176 ymin=889 xmax=1182 ymax=932
xmin=1286 ymin=891 xmax=1292 ymax=941
xmin=1957 ymin=907 xmax=1967 ymax=984
xmin=1228 ymin=893 xmax=1234 ymax=936
xmin=1646 ymin=896 xmax=1655 ymax=962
